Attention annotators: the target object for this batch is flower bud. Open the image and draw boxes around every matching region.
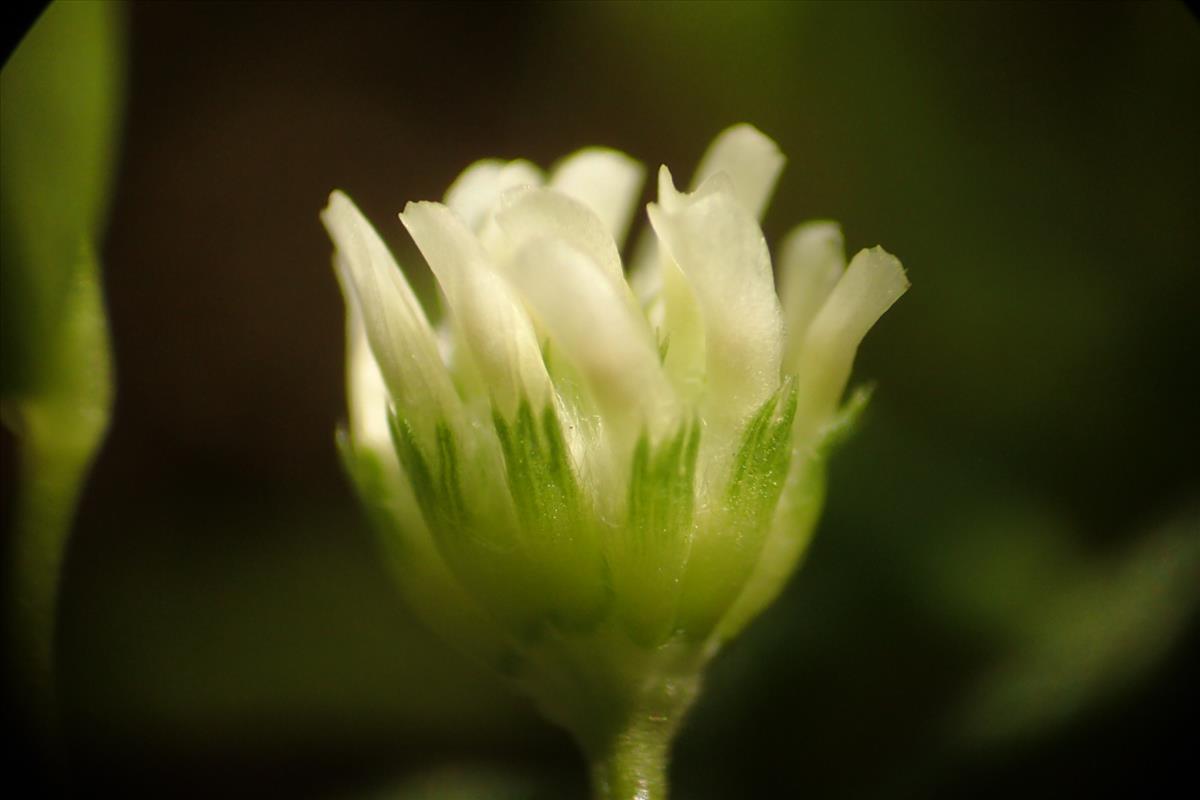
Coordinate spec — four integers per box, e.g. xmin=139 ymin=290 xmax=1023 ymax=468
xmin=324 ymin=124 xmax=907 ymax=758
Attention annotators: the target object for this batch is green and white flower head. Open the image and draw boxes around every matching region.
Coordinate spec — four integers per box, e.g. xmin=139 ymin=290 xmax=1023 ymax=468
xmin=324 ymin=124 xmax=907 ymax=797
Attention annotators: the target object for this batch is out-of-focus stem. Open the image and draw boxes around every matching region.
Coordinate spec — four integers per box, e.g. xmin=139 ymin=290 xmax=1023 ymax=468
xmin=3 ymin=245 xmax=113 ymax=739
xmin=6 ymin=417 xmax=92 ymax=732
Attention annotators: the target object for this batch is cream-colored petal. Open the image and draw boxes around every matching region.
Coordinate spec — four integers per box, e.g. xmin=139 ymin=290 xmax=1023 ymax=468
xmin=333 ymin=253 xmax=393 ymax=459
xmin=778 ymin=221 xmax=846 ymax=373
xmin=627 ymin=231 xmax=662 ymax=308
xmin=691 ymin=123 xmax=785 ymax=220
xmin=648 ymin=179 xmax=784 ymax=440
xmin=494 ymin=187 xmax=650 ymax=334
xmin=495 ymin=186 xmax=626 ymax=290
xmin=444 ymin=158 xmax=543 ymax=233
xmin=503 ymin=237 xmax=676 ymax=440
xmin=793 ymin=246 xmax=908 ymax=436
xmin=659 ymin=252 xmax=706 ymax=404
xmin=661 ymin=163 xmax=734 ymax=212
xmin=321 ymin=191 xmax=460 ymax=442
xmin=630 ymin=125 xmax=781 ymax=306
xmin=549 ymin=147 xmax=645 ymax=250
xmin=400 ymin=200 xmax=551 ymax=416
xmin=627 ymin=164 xmax=737 ymax=307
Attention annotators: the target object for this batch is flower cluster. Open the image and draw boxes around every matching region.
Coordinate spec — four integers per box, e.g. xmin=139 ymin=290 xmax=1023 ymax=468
xmin=323 ymin=124 xmax=906 ymax=770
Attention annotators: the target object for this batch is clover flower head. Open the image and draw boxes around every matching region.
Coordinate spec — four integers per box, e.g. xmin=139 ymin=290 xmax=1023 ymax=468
xmin=323 ymin=124 xmax=907 ymax=778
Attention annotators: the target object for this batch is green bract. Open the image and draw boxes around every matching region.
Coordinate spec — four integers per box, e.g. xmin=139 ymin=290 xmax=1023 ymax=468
xmin=325 ymin=125 xmax=907 ymax=793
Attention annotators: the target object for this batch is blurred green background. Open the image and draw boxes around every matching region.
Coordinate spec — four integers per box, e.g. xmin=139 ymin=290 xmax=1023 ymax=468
xmin=4 ymin=2 xmax=1198 ymax=797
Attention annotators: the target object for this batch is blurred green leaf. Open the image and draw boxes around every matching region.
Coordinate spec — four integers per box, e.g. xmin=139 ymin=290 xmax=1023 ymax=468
xmin=956 ymin=506 xmax=1200 ymax=745
xmin=2 ymin=0 xmax=123 ymax=393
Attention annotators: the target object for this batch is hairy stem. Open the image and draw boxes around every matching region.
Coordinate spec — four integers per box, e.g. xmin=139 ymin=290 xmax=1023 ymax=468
xmin=589 ymin=712 xmax=675 ymax=800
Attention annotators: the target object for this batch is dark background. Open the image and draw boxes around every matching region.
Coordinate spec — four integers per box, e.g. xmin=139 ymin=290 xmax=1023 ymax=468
xmin=6 ymin=2 xmax=1199 ymax=797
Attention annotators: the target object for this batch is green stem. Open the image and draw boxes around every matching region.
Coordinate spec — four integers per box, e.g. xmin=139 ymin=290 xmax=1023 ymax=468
xmin=3 ymin=245 xmax=113 ymax=739
xmin=5 ymin=400 xmax=105 ymax=738
xmin=8 ymin=433 xmax=74 ymax=722
xmin=588 ymin=713 xmax=674 ymax=800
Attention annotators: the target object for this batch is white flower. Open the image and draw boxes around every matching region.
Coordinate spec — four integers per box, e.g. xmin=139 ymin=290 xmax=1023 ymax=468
xmin=323 ymin=124 xmax=907 ymax=756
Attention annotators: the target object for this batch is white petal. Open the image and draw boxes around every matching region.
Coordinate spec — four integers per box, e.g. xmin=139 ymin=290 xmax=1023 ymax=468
xmin=648 ymin=177 xmax=784 ymax=439
xmin=627 ymin=230 xmax=662 ymax=308
xmin=321 ymin=191 xmax=460 ymax=441
xmin=400 ymin=200 xmax=551 ymax=416
xmin=333 ymin=253 xmax=393 ymax=458
xmin=778 ymin=221 xmax=846 ymax=373
xmin=627 ymin=163 xmax=739 ymax=307
xmin=549 ymin=147 xmax=645 ymax=249
xmin=494 ymin=186 xmax=626 ymax=290
xmin=793 ymin=246 xmax=908 ymax=434
xmin=493 ymin=187 xmax=648 ymax=327
xmin=691 ymin=123 xmax=785 ymax=220
xmin=659 ymin=250 xmax=706 ymax=404
xmin=443 ymin=158 xmax=543 ymax=233
xmin=502 ymin=237 xmax=675 ymax=439
xmin=630 ymin=126 xmax=781 ymax=305
xmin=663 ymin=163 xmax=734 ymax=212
